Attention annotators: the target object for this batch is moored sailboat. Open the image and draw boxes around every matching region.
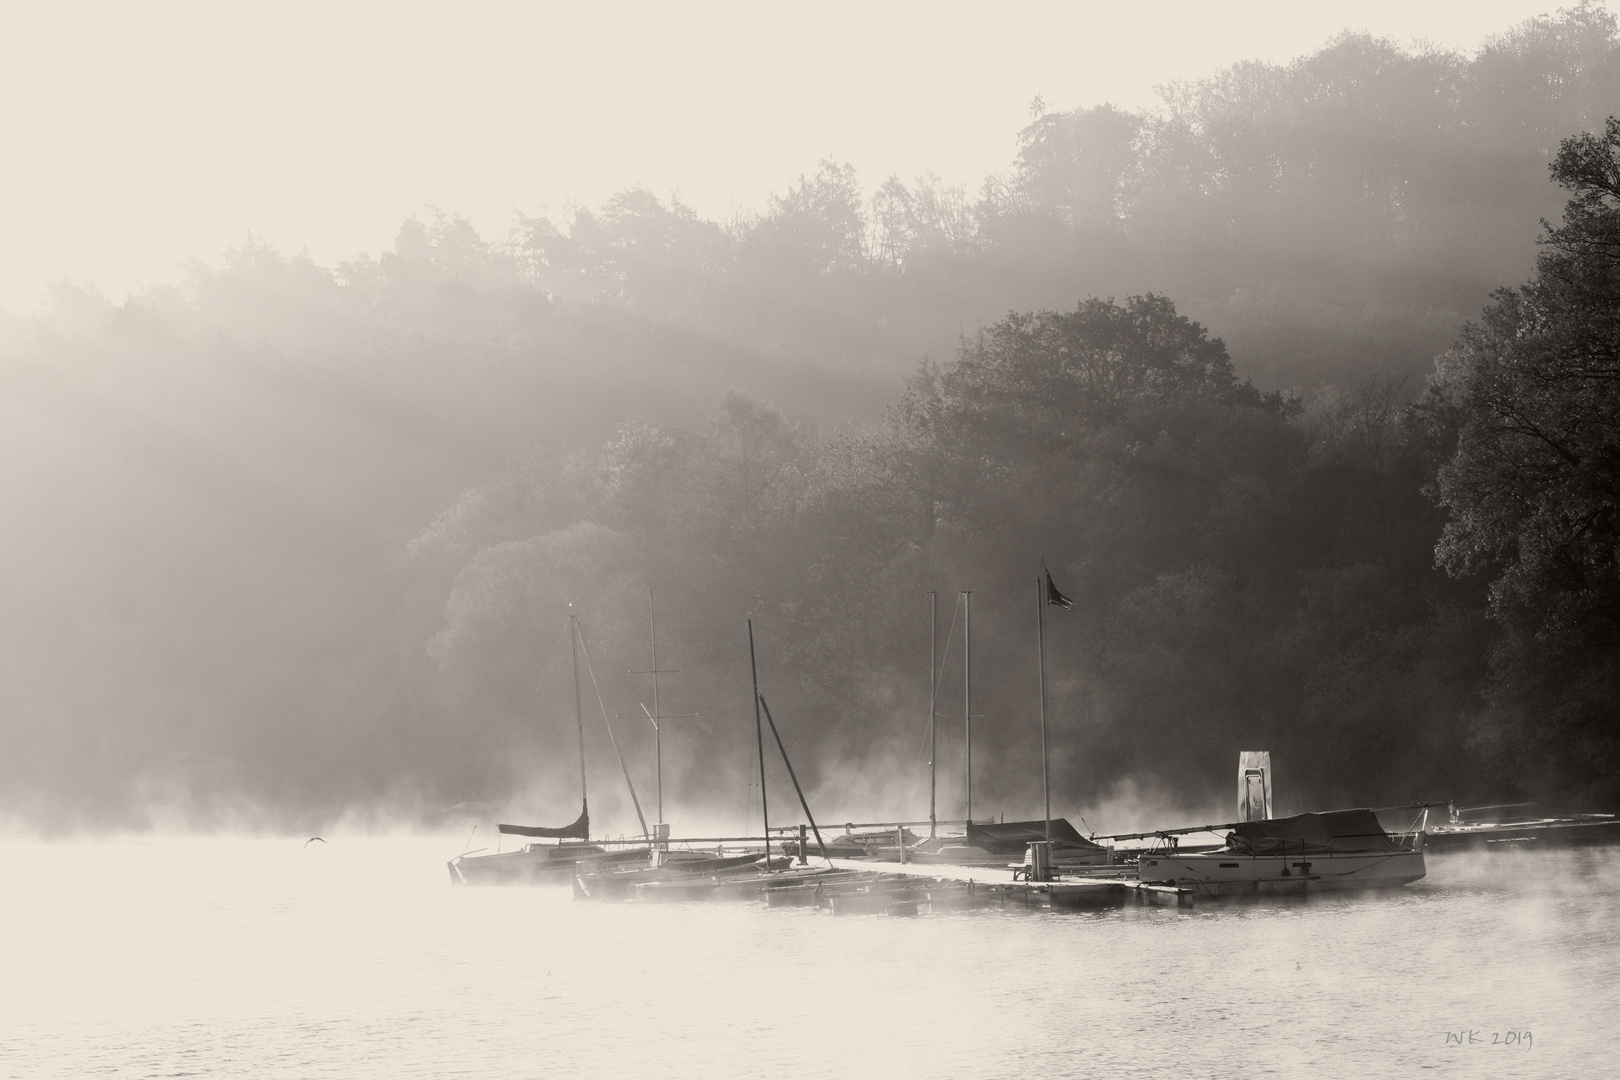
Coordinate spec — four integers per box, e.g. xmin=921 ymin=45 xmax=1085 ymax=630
xmin=448 ymin=609 xmax=650 ymax=885
xmin=1136 ymin=808 xmax=1426 ymax=896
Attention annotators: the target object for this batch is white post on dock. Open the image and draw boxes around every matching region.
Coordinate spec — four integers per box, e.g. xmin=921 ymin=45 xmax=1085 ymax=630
xmin=1028 ymin=840 xmax=1053 ymax=882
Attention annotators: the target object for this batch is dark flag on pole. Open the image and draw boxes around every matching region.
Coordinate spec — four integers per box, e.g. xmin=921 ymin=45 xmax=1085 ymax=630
xmin=1036 ymin=561 xmax=1071 ymax=848
xmin=1044 ymin=565 xmax=1073 ymax=609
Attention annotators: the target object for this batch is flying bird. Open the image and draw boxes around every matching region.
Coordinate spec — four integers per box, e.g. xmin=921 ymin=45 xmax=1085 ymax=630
xmin=304 ymin=837 xmax=327 ymax=848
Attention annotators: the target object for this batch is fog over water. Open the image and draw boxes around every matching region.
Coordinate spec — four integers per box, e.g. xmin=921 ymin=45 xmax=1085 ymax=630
xmin=2 ymin=839 xmax=1614 ymax=1078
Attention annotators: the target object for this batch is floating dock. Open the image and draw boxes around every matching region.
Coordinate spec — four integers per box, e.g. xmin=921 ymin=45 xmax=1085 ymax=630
xmin=567 ymin=850 xmax=1197 ymax=912
xmin=822 ymin=858 xmax=1195 ymax=911
xmin=1424 ymin=814 xmax=1620 ymax=852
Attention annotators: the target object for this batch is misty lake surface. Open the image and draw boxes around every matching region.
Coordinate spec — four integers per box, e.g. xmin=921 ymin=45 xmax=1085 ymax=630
xmin=2 ymin=837 xmax=1615 ymax=1079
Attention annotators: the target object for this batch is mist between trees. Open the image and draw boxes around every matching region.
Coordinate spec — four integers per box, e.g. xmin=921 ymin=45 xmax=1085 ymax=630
xmin=1 ymin=5 xmax=1618 ymax=831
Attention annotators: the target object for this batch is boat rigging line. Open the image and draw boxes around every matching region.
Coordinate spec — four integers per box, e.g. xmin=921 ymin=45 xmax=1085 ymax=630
xmin=911 ymin=591 xmax=966 ymax=837
xmin=628 ymin=589 xmax=688 ymax=827
xmin=756 ymin=693 xmax=830 ymax=863
xmin=917 ymin=591 xmax=963 ymax=838
xmin=529 ymin=618 xmax=575 ymax=705
xmin=964 ymin=590 xmax=973 ymax=825
xmin=574 ymin=615 xmax=650 ymax=839
xmin=747 ymin=618 xmax=771 ymax=866
xmin=569 ymin=607 xmax=587 ymax=826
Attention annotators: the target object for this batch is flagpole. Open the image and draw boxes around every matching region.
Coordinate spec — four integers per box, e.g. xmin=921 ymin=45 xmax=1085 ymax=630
xmin=570 ymin=608 xmax=587 ymax=817
xmin=650 ymin=590 xmax=661 ymax=826
xmin=1038 ymin=576 xmax=1050 ymax=842
xmin=963 ymin=590 xmax=972 ymax=826
xmin=928 ymin=590 xmax=937 ymax=840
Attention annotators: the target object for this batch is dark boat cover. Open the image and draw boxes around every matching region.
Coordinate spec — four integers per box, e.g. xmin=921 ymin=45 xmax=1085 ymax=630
xmin=498 ymin=802 xmax=589 ymax=839
xmin=965 ymin=819 xmax=1104 ymax=855
xmin=1228 ymin=809 xmax=1400 ymax=855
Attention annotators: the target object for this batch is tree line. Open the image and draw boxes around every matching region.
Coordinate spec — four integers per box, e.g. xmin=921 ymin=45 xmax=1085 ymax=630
xmin=1 ymin=4 xmax=1616 ymax=827
xmin=412 ymin=115 xmax=1620 ymax=823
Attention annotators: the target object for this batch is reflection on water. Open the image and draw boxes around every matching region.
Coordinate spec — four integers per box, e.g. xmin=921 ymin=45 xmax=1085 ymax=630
xmin=0 ymin=837 xmax=1614 ymax=1078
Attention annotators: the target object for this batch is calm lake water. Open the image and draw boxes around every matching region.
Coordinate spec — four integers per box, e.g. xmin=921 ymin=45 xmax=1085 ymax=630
xmin=1 ymin=836 xmax=1614 ymax=1079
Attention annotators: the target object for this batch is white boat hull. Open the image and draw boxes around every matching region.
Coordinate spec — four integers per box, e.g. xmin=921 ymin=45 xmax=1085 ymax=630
xmin=1137 ymin=849 xmax=1425 ymax=895
xmin=449 ymin=843 xmax=638 ymax=885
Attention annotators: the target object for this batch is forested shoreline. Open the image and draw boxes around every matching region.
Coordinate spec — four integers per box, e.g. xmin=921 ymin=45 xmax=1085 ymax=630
xmin=3 ymin=5 xmax=1618 ymax=831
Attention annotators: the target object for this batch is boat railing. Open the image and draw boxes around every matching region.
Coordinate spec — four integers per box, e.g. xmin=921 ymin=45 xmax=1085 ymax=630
xmin=767 ymin=819 xmax=987 ymax=833
xmin=585 ymin=835 xmax=787 ymax=846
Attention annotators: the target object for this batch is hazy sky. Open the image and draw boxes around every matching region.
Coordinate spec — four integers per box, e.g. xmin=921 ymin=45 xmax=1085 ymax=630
xmin=0 ymin=1 xmax=1558 ymax=311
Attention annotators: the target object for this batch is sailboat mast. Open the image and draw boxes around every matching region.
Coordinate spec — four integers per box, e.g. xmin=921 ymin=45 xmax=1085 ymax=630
xmin=649 ymin=590 xmax=663 ymax=826
xmin=748 ymin=618 xmax=771 ymax=863
xmin=928 ymin=590 xmax=937 ymax=839
xmin=963 ymin=590 xmax=972 ymax=825
xmin=571 ymin=609 xmax=587 ymax=811
xmin=1038 ymin=577 xmax=1050 ymax=842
